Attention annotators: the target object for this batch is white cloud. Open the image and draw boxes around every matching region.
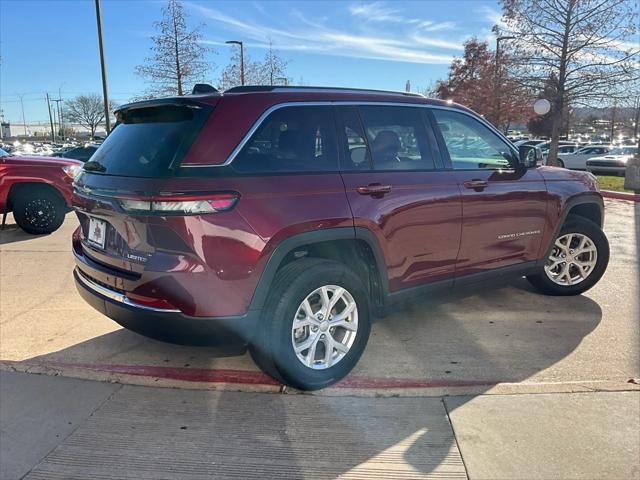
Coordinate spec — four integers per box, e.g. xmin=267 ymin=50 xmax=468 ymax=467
xmin=188 ymin=1 xmax=460 ymax=65
xmin=412 ymin=34 xmax=464 ymax=51
xmin=349 ymin=2 xmax=404 ymax=22
xmin=478 ymin=5 xmax=506 ymax=29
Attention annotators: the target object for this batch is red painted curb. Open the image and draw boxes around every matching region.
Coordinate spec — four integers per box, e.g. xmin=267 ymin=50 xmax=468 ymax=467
xmin=601 ymin=190 xmax=640 ymax=202
xmin=1 ymin=360 xmax=500 ymax=390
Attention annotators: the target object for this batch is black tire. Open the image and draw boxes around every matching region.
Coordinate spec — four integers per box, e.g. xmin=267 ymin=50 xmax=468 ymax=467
xmin=249 ymin=258 xmax=371 ymax=390
xmin=527 ymin=215 xmax=609 ymax=296
xmin=12 ymin=186 xmax=66 ymax=234
xmin=557 ymin=159 xmax=565 ymax=168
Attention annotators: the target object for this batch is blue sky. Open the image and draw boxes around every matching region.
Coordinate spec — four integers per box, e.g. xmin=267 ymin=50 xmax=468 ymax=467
xmin=0 ymin=0 xmax=504 ymax=123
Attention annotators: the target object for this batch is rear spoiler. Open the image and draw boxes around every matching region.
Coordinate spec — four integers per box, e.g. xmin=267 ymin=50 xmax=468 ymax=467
xmin=114 ymin=95 xmax=218 ymax=116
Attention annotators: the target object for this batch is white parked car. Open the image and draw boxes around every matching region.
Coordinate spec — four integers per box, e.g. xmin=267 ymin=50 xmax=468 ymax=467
xmin=557 ymin=145 xmax=611 ymax=170
xmin=586 ymin=146 xmax=639 ymax=176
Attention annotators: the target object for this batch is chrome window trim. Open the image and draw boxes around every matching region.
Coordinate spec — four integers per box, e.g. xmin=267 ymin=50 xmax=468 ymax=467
xmin=180 ymin=101 xmax=517 ymax=168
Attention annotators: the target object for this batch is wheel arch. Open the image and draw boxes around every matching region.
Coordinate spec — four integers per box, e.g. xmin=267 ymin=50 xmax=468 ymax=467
xmin=6 ymin=181 xmax=66 ymax=212
xmin=539 ymin=193 xmax=604 ymax=263
xmin=248 ymin=227 xmax=388 ymax=314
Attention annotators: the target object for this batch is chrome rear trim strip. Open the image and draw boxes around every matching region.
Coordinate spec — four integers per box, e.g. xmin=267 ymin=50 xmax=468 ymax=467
xmin=75 ymin=268 xmax=180 ymax=313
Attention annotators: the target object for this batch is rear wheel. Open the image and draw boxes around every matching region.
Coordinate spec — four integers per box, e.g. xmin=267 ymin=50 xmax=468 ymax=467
xmin=12 ymin=186 xmax=66 ymax=234
xmin=249 ymin=258 xmax=371 ymax=390
xmin=557 ymin=159 xmax=565 ymax=168
xmin=527 ymin=215 xmax=609 ymax=296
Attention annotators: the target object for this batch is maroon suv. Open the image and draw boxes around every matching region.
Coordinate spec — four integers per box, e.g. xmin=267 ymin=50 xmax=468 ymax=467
xmin=72 ymin=86 xmax=609 ymax=390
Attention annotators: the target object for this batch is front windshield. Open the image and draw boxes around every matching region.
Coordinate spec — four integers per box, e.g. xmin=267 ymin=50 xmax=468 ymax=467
xmin=0 ymin=148 xmax=10 ymax=157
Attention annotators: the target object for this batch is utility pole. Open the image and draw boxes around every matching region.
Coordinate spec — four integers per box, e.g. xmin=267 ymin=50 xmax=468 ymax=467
xmin=95 ymin=0 xmax=111 ymax=133
xmin=17 ymin=93 xmax=27 ymax=137
xmin=53 ymin=98 xmax=63 ymax=138
xmin=226 ymin=40 xmax=245 ymax=86
xmin=46 ymin=93 xmax=56 ymax=142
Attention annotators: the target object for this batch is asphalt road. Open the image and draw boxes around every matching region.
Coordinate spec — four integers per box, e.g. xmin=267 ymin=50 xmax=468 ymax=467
xmin=0 ymin=199 xmax=638 ymax=396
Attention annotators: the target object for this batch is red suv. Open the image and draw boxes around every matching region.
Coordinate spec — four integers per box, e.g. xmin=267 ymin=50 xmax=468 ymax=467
xmin=72 ymin=86 xmax=609 ymax=390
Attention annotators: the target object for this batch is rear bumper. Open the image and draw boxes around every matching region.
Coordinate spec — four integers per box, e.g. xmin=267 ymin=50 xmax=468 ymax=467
xmin=74 ymin=268 xmax=258 ymax=346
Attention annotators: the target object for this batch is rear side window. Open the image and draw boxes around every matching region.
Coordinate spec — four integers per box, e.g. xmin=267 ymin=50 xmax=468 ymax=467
xmin=233 ymin=106 xmax=338 ymax=174
xmin=87 ymin=104 xmax=210 ymax=177
xmin=358 ymin=106 xmax=434 ymax=171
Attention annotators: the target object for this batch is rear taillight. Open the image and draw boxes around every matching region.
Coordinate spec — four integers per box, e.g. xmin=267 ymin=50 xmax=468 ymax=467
xmin=118 ymin=193 xmax=239 ymax=215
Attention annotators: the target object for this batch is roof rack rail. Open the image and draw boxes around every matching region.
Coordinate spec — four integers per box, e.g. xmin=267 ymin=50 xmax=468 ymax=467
xmin=224 ymin=85 xmax=424 ymax=97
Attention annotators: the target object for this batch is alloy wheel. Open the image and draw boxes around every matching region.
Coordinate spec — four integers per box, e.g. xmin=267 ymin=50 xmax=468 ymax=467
xmin=291 ymin=285 xmax=358 ymax=370
xmin=544 ymin=233 xmax=598 ymax=286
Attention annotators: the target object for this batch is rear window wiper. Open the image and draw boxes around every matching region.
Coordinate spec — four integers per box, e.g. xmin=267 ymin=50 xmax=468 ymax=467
xmin=83 ymin=160 xmax=107 ymax=173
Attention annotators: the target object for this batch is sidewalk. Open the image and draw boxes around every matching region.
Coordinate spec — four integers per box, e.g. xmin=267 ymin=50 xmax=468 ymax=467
xmin=2 ymin=371 xmax=638 ymax=480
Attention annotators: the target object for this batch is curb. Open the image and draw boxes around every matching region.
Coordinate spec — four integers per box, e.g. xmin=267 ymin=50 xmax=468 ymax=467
xmin=601 ymin=190 xmax=640 ymax=202
xmin=2 ymin=360 xmax=638 ymax=398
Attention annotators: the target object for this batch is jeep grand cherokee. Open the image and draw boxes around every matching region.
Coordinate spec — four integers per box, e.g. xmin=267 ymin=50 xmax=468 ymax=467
xmin=72 ymin=85 xmax=609 ymax=390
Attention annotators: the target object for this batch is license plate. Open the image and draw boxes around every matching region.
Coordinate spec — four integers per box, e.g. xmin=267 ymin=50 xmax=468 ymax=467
xmin=87 ymin=217 xmax=107 ymax=249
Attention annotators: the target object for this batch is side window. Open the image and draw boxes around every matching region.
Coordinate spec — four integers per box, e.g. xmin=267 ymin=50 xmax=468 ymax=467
xmin=432 ymin=109 xmax=516 ymax=169
xmin=233 ymin=106 xmax=337 ymax=174
xmin=336 ymin=107 xmax=371 ymax=170
xmin=359 ymin=106 xmax=435 ymax=171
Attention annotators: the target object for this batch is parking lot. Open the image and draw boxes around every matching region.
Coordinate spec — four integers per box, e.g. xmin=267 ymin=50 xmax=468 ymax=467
xmin=1 ymin=199 xmax=639 ymax=479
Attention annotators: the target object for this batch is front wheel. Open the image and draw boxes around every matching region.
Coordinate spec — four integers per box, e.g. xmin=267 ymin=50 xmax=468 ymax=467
xmin=250 ymin=258 xmax=371 ymax=390
xmin=527 ymin=215 xmax=609 ymax=295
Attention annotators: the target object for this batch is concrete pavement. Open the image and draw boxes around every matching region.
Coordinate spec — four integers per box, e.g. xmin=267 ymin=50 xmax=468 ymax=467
xmin=0 ymin=200 xmax=638 ymax=396
xmin=2 ymin=371 xmax=638 ymax=480
xmin=1 ymin=199 xmax=639 ymax=478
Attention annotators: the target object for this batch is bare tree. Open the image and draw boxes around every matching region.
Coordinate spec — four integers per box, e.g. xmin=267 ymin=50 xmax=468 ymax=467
xmin=135 ymin=0 xmax=213 ymax=97
xmin=218 ymin=48 xmax=261 ymax=90
xmin=63 ymin=94 xmax=114 ymax=138
xmin=499 ymin=0 xmax=639 ymax=165
xmin=218 ymin=41 xmax=290 ymax=90
xmin=260 ymin=40 xmax=290 ymax=86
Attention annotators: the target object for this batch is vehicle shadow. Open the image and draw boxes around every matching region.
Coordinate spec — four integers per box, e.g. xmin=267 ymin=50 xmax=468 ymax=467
xmin=0 ymin=222 xmax=47 ymax=246
xmin=18 ymin=276 xmax=603 ymax=478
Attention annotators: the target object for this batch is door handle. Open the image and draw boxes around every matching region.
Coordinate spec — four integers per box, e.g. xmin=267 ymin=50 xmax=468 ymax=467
xmin=463 ymin=180 xmax=489 ymax=192
xmin=356 ymin=184 xmax=392 ymax=196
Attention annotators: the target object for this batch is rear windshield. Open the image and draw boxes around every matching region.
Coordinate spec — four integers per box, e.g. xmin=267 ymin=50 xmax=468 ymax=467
xmin=86 ymin=104 xmax=211 ymax=177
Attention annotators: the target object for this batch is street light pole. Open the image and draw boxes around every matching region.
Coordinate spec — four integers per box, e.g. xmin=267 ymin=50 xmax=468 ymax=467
xmin=226 ymin=40 xmax=245 ymax=86
xmin=95 ymin=0 xmax=111 ymax=134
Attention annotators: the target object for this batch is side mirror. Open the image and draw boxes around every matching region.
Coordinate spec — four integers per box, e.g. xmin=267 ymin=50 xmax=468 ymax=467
xmin=518 ymin=145 xmax=541 ymax=168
